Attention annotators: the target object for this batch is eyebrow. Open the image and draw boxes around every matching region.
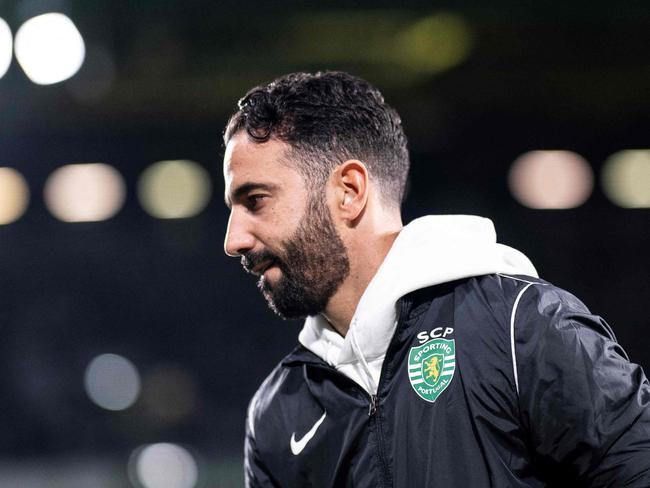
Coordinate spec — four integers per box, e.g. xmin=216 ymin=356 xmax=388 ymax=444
xmin=225 ymin=182 xmax=279 ymax=209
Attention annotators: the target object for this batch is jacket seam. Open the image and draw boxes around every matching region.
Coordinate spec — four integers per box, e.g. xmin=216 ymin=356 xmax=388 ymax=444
xmin=498 ymin=273 xmax=539 ymax=285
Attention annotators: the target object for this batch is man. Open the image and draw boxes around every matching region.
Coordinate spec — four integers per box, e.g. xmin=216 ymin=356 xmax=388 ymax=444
xmin=222 ymin=71 xmax=650 ymax=487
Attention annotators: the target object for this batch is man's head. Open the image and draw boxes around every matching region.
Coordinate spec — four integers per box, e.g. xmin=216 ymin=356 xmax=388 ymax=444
xmin=224 ymin=71 xmax=410 ymax=207
xmin=223 ymin=71 xmax=409 ymax=320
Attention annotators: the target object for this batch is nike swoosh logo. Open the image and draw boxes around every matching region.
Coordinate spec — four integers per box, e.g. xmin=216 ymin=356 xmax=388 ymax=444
xmin=290 ymin=411 xmax=327 ymax=455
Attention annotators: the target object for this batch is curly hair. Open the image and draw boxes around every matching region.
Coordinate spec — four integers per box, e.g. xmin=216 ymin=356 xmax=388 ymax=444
xmin=224 ymin=71 xmax=410 ymax=206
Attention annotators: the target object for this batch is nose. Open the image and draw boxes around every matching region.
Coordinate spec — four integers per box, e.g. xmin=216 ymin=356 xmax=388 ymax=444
xmin=224 ymin=210 xmax=256 ymax=257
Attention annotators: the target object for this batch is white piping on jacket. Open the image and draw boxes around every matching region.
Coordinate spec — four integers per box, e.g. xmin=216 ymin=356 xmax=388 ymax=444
xmin=509 ymin=283 xmax=534 ymax=396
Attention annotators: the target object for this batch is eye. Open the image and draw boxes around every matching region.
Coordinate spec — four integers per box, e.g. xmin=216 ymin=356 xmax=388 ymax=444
xmin=246 ymin=194 xmax=267 ymax=211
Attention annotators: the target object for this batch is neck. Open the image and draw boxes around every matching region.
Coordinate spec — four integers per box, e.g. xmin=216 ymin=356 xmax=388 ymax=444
xmin=323 ymin=226 xmax=401 ymax=336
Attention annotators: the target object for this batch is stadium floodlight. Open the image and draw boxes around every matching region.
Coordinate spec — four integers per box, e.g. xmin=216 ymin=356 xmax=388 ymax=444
xmin=14 ymin=12 xmax=85 ymax=85
xmin=130 ymin=443 xmax=199 ymax=488
xmin=0 ymin=167 xmax=30 ymax=224
xmin=602 ymin=150 xmax=650 ymax=208
xmin=138 ymin=160 xmax=212 ymax=219
xmin=0 ymin=17 xmax=12 ymax=79
xmin=44 ymin=163 xmax=126 ymax=222
xmin=84 ymin=353 xmax=141 ymax=411
xmin=508 ymin=150 xmax=593 ymax=209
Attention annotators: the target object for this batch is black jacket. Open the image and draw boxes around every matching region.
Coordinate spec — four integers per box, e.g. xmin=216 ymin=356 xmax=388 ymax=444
xmin=245 ymin=274 xmax=650 ymax=487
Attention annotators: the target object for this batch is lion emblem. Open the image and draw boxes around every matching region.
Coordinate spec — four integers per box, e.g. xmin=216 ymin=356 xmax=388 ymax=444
xmin=424 ymin=356 xmax=441 ymax=382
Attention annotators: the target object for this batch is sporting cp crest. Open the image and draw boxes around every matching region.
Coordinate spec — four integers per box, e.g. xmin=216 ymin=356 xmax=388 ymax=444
xmin=408 ymin=338 xmax=456 ymax=402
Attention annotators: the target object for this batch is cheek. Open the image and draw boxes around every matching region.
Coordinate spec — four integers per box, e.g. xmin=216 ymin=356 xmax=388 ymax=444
xmin=255 ymin=196 xmax=308 ymax=252
xmin=258 ymin=217 xmax=299 ymax=249
xmin=277 ymin=210 xmax=303 ymax=231
xmin=255 ymin=229 xmax=289 ymax=258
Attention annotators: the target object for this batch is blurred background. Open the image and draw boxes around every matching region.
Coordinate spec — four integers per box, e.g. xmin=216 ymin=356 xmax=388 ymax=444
xmin=0 ymin=0 xmax=648 ymax=486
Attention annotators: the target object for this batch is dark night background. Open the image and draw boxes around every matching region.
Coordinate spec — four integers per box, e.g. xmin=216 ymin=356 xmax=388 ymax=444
xmin=0 ymin=1 xmax=648 ymax=486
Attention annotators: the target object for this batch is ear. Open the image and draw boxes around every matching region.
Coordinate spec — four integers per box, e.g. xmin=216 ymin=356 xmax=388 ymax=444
xmin=331 ymin=160 xmax=369 ymax=224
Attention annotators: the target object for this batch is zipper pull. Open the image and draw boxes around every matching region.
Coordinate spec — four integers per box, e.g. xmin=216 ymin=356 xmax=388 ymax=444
xmin=368 ymin=395 xmax=378 ymax=416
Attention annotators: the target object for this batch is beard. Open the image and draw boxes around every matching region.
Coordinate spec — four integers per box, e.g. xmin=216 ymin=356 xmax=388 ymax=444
xmin=241 ymin=196 xmax=350 ymax=319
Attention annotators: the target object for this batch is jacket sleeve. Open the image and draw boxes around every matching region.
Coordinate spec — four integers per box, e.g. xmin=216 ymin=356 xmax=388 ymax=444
xmin=514 ymin=285 xmax=650 ymax=487
xmin=244 ymin=395 xmax=280 ymax=488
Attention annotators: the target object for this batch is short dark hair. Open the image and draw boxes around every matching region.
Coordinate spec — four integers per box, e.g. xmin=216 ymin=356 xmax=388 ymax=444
xmin=224 ymin=71 xmax=410 ymax=206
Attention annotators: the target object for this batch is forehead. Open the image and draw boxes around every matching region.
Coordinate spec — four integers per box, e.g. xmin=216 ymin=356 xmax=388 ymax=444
xmin=223 ymin=132 xmax=304 ymax=200
xmin=223 ymin=131 xmax=289 ymax=177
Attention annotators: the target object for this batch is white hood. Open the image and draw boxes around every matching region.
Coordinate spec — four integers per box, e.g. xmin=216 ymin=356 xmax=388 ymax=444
xmin=298 ymin=215 xmax=538 ymax=395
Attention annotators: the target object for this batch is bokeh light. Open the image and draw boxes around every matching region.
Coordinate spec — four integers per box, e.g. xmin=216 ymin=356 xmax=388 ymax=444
xmin=83 ymin=353 xmax=141 ymax=411
xmin=0 ymin=17 xmax=12 ymax=79
xmin=141 ymin=365 xmax=200 ymax=425
xmin=394 ymin=12 xmax=472 ymax=74
xmin=14 ymin=12 xmax=85 ymax=85
xmin=601 ymin=150 xmax=650 ymax=208
xmin=0 ymin=167 xmax=30 ymax=225
xmin=138 ymin=160 xmax=212 ymax=219
xmin=287 ymin=11 xmax=471 ymax=80
xmin=44 ymin=163 xmax=126 ymax=222
xmin=130 ymin=443 xmax=199 ymax=488
xmin=508 ymin=150 xmax=594 ymax=209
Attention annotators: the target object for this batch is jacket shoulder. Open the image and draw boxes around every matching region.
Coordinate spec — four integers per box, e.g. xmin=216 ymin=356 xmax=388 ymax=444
xmin=475 ymin=273 xmax=557 ymax=302
xmin=466 ymin=273 xmax=611 ymax=334
xmin=491 ymin=273 xmax=590 ymax=311
xmin=502 ymin=274 xmax=619 ymax=344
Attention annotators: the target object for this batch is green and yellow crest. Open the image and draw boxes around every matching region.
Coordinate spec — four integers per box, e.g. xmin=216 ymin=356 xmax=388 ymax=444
xmin=408 ymin=338 xmax=456 ymax=402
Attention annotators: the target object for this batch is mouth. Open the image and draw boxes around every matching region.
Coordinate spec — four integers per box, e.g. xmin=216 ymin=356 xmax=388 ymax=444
xmin=253 ymin=260 xmax=273 ymax=276
xmin=249 ymin=259 xmax=275 ymax=277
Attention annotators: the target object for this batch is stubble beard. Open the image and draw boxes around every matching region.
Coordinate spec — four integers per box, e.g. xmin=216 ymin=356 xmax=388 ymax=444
xmin=253 ymin=197 xmax=350 ymax=320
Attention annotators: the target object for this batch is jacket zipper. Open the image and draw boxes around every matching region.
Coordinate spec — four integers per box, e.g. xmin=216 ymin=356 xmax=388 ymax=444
xmin=306 ymin=364 xmax=391 ymax=485
xmin=368 ymin=393 xmax=392 ymax=487
xmin=305 ymin=298 xmax=410 ymax=487
xmin=369 ymin=394 xmax=378 ymax=416
xmin=368 ymin=298 xmax=409 ymax=487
